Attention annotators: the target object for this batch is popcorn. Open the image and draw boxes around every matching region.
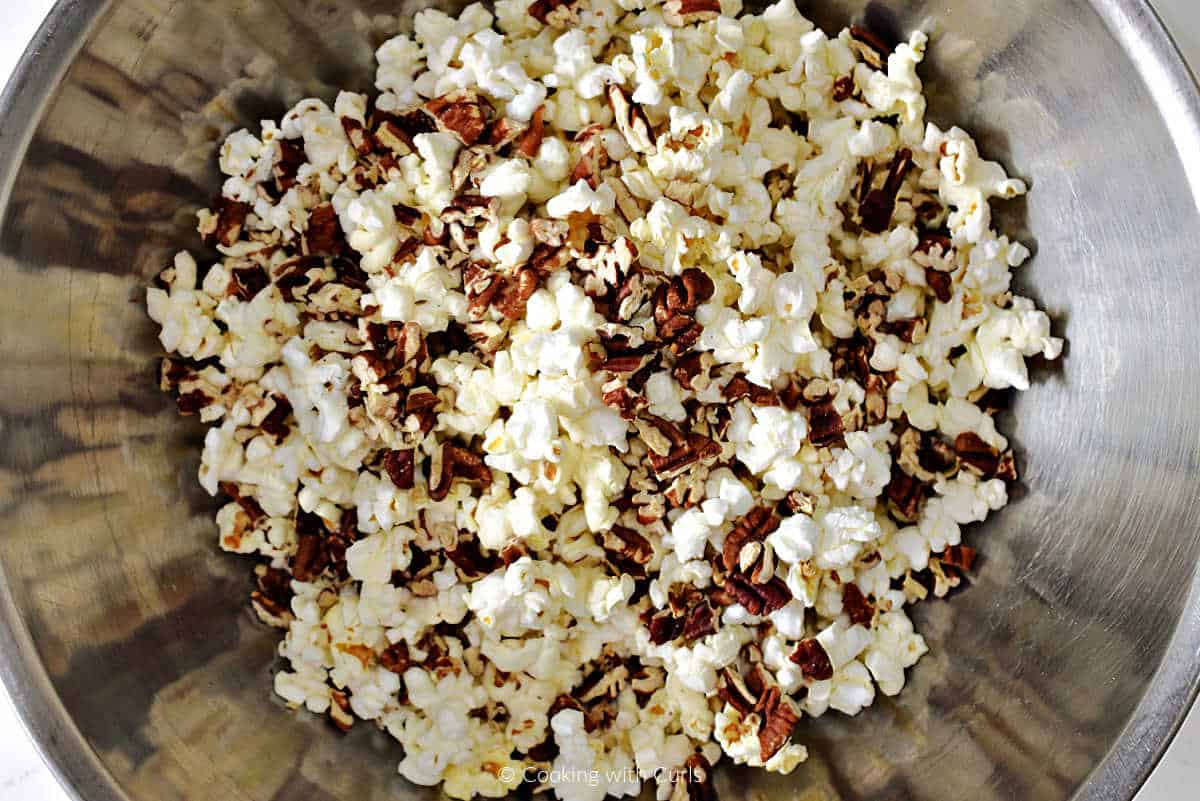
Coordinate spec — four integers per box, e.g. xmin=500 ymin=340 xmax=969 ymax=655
xmin=150 ymin=2 xmax=1062 ymax=798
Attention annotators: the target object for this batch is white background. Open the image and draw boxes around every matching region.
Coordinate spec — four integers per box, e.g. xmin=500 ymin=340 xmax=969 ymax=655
xmin=0 ymin=1 xmax=1197 ymax=799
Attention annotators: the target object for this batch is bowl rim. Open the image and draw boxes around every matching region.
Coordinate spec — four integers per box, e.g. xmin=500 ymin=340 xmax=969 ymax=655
xmin=1 ymin=1 xmax=1199 ymax=801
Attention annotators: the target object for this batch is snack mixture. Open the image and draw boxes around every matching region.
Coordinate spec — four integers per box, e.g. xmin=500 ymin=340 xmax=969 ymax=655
xmin=148 ymin=0 xmax=1062 ymax=798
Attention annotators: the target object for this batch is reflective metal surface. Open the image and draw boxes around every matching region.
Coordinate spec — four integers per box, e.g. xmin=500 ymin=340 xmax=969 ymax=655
xmin=1 ymin=1 xmax=1199 ymax=800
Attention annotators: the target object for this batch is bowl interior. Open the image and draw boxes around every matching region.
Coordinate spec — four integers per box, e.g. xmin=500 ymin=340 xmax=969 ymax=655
xmin=2 ymin=1 xmax=1200 ymax=800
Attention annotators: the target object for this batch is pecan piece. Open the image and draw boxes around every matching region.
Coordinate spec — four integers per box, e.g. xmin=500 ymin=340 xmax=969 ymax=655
xmin=383 ymin=449 xmax=416 ymax=490
xmin=665 ymin=268 xmax=715 ymax=314
xmin=607 ymin=85 xmax=654 ymax=154
xmin=516 ymin=105 xmax=546 ymax=158
xmin=292 ymin=532 xmax=328 ymax=583
xmin=648 ymin=610 xmax=685 ymax=645
xmin=527 ymin=0 xmax=576 ymax=24
xmin=755 ymin=687 xmax=800 ymax=762
xmin=849 ymin=25 xmax=895 ymax=70
xmin=940 ymin=544 xmax=978 ymax=573
xmin=663 ymin=0 xmax=721 ymax=26
xmin=681 ymin=600 xmax=717 ymax=641
xmin=493 ymin=267 xmax=540 ymax=320
xmin=841 ymin=582 xmax=874 ymax=627
xmin=429 ymin=442 xmax=493 ymax=501
xmin=789 ymin=638 xmax=834 ymax=680
xmin=884 ymin=467 xmax=926 ymax=522
xmin=425 ymin=90 xmax=491 ymax=146
xmin=341 ymin=116 xmax=376 ymax=156
xmin=219 ymin=481 xmax=265 ymax=524
xmin=231 ymin=265 xmax=269 ymax=300
xmin=724 ymin=574 xmax=791 ymax=616
xmin=859 ymin=148 xmax=914 ymax=234
xmin=379 ymin=640 xmax=412 ymax=674
xmin=604 ymin=525 xmax=654 ymax=577
xmin=954 ymin=432 xmax=1001 ymax=477
xmin=807 ymin=400 xmax=846 ymax=448
xmin=717 ymin=668 xmax=758 ymax=715
xmin=722 ymin=507 xmax=779 ymax=572
xmin=446 ymin=538 xmax=502 ymax=579
xmin=273 ymin=139 xmax=306 ymax=192
xmin=304 ymin=203 xmax=343 ymax=255
xmin=206 ymin=197 xmax=250 ymax=247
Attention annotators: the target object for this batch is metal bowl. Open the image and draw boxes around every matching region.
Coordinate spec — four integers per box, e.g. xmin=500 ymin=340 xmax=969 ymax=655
xmin=2 ymin=1 xmax=1199 ymax=800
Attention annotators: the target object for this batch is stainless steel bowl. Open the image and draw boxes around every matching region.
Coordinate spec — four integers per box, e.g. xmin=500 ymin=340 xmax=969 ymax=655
xmin=2 ymin=1 xmax=1199 ymax=800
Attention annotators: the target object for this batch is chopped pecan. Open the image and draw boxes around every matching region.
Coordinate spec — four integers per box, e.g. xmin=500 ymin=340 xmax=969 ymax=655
xmin=789 ymin=638 xmax=834 ymax=680
xmin=665 ymin=268 xmax=715 ymax=314
xmin=429 ymin=442 xmax=493 ymax=501
xmin=425 ymin=90 xmax=491 ymax=146
xmin=755 ymin=686 xmax=800 ymax=761
xmin=859 ymin=148 xmax=913 ymax=234
xmin=383 ymin=449 xmax=416 ymax=490
xmin=219 ymin=481 xmax=265 ymax=523
xmin=602 ymin=384 xmax=645 ymax=420
xmin=487 ymin=117 xmax=527 ymax=149
xmin=446 ymin=538 xmax=502 ymax=579
xmin=292 ymin=532 xmax=328 ymax=583
xmin=176 ymin=390 xmax=211 ymax=415
xmin=807 ymin=400 xmax=846 ymax=448
xmin=995 ymin=450 xmax=1018 ymax=481
xmin=379 ymin=640 xmax=412 ymax=674
xmin=884 ymin=466 xmax=926 ymax=522
xmin=940 ymin=544 xmax=978 ymax=573
xmin=341 ymin=116 xmax=376 ymax=156
xmin=663 ymin=0 xmax=721 ymax=26
xmin=231 ymin=265 xmax=269 ymax=300
xmin=274 ymin=139 xmax=306 ymax=192
xmin=864 ymin=373 xmax=888 ymax=424
xmin=206 ymin=197 xmax=250 ymax=248
xmin=604 ymin=525 xmax=654 ymax=577
xmin=722 ymin=507 xmax=779 ymax=572
xmin=608 ymin=85 xmax=655 ymax=154
xmin=849 ymin=25 xmax=894 ymax=70
xmin=717 ymin=667 xmax=758 ymax=715
xmin=645 ymin=429 xmax=720 ymax=479
xmin=493 ymin=267 xmax=540 ymax=320
xmin=841 ymin=582 xmax=874 ymax=627
xmin=251 ymin=564 xmax=294 ymax=627
xmin=723 ymin=375 xmax=780 ymax=406
xmin=954 ymin=432 xmax=1001 ymax=477
xmin=571 ymin=124 xmax=611 ymax=189
xmin=515 ymin=105 xmax=546 ymax=158
xmin=724 ymin=574 xmax=791 ymax=616
xmin=681 ymin=600 xmax=717 ymax=641
xmin=499 ymin=540 xmax=530 ymax=565
xmin=304 ymin=203 xmax=343 ymax=255
xmin=648 ymin=610 xmax=685 ymax=645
